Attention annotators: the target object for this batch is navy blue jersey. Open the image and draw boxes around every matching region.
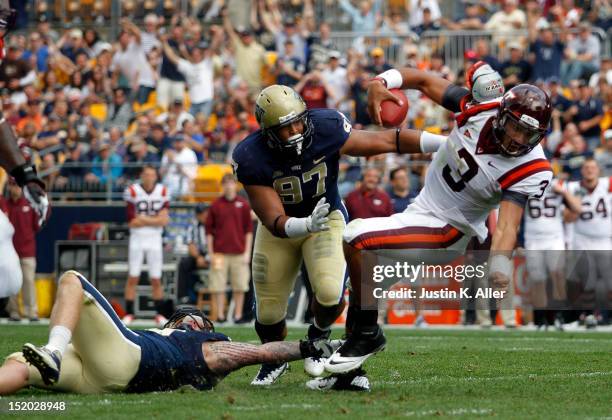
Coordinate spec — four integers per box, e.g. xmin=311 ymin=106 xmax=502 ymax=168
xmin=125 ymin=329 xmax=230 ymax=393
xmin=232 ymin=109 xmax=352 ymax=218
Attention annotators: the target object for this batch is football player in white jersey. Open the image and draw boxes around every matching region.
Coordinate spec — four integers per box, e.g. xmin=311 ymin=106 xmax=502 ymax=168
xmin=122 ymin=165 xmax=170 ymax=326
xmin=0 ymin=4 xmax=49 ymax=298
xmin=523 ymin=179 xmax=581 ymax=328
xmin=565 ymin=158 xmax=612 ymax=322
xmin=325 ymin=67 xmax=554 ymax=374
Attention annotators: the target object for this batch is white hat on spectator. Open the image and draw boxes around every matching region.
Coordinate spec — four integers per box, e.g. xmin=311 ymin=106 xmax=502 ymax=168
xmin=144 ymin=14 xmax=158 ymax=25
xmin=70 ymin=28 xmax=83 ymax=39
xmin=605 ymin=129 xmax=612 ymax=141
xmin=536 ymin=18 xmax=551 ymax=30
xmin=67 ymin=88 xmax=82 ymax=102
xmin=95 ymin=42 xmax=112 ymax=56
xmin=508 ymin=41 xmax=523 ymax=51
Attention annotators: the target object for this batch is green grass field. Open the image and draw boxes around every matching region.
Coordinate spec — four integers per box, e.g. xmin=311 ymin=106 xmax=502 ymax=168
xmin=1 ymin=325 xmax=611 ymax=419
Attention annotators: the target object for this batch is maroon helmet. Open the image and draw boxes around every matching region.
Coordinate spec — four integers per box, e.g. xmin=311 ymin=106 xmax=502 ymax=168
xmin=492 ymin=84 xmax=552 ymax=157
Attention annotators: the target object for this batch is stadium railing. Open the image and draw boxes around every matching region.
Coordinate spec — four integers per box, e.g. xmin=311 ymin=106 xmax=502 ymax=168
xmin=328 ymin=27 xmax=610 ymax=73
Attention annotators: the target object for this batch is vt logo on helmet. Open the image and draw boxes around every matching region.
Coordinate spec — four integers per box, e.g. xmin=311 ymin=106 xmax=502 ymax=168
xmin=255 ymin=85 xmax=314 ymax=159
xmin=493 ymin=84 xmax=552 ymax=157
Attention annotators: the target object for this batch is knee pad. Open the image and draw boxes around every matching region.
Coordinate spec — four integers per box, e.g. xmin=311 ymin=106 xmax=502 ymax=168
xmin=314 ymin=274 xmax=344 ymax=307
xmin=255 ymin=297 xmax=287 ymax=325
xmin=252 ymin=252 xmax=268 ymax=284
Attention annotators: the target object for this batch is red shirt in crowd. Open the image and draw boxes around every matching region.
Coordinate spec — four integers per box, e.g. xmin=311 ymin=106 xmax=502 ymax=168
xmin=345 ymin=187 xmax=393 ymax=221
xmin=300 ymin=83 xmax=328 ymax=109
xmin=205 ymin=195 xmax=253 ymax=254
xmin=0 ymin=196 xmax=40 ymax=258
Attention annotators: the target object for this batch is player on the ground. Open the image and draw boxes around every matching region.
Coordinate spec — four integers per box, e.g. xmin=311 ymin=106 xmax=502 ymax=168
xmin=523 ymin=179 xmax=581 ymax=329
xmin=565 ymin=158 xmax=612 ymax=324
xmin=0 ymin=270 xmax=338 ymax=395
xmin=324 ymin=67 xmax=554 ymax=375
xmin=231 ymin=84 xmax=447 ymax=388
xmin=122 ymin=165 xmax=170 ymax=326
xmin=0 ymin=4 xmax=49 ymax=298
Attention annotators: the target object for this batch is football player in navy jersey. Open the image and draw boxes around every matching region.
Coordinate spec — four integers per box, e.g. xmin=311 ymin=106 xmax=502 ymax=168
xmin=0 ymin=271 xmax=336 ymax=395
xmin=232 ymin=84 xmax=447 ymax=388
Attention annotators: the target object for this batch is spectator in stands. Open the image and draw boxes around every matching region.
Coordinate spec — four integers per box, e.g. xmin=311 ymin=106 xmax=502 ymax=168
xmin=387 ymin=166 xmax=417 ymax=214
xmin=0 ymin=44 xmax=34 ymax=101
xmin=160 ymin=135 xmax=198 ymax=199
xmin=177 ymin=203 xmax=209 ymax=305
xmin=589 ymin=57 xmax=612 ymax=88
xmin=548 ymin=78 xmax=573 ymax=121
xmin=347 ymin=62 xmax=372 ymax=128
xmin=161 ymin=29 xmax=220 ymax=118
xmin=181 ymin=119 xmax=206 ymax=162
xmin=474 ymin=39 xmax=501 ymax=73
xmin=104 ymin=87 xmax=133 ymax=132
xmin=149 ymin=123 xmax=170 ymax=157
xmin=562 ymin=22 xmax=601 ymax=84
xmin=17 ymin=99 xmax=44 ymax=132
xmin=345 ymin=167 xmax=393 ymax=220
xmin=274 ymin=40 xmax=305 ymax=88
xmin=366 ymin=47 xmax=392 ymax=74
xmin=500 ymin=42 xmax=532 ymax=89
xmin=205 ymin=174 xmax=253 ymax=323
xmin=485 ymin=0 xmax=526 ymax=34
xmin=412 ymin=7 xmax=442 ymax=36
xmin=273 ymin=18 xmax=307 ymax=64
xmin=529 ymin=24 xmax=566 ymax=83
xmin=558 ymin=124 xmax=593 ymax=180
xmin=441 ymin=1 xmax=485 ymax=30
xmin=125 ymin=140 xmax=160 ymax=180
xmin=294 ymin=68 xmax=334 ymax=109
xmin=408 ymin=0 xmax=441 ymax=29
xmin=157 ymin=24 xmax=186 ymax=109
xmin=306 ymin=22 xmax=337 ymax=70
xmin=339 ymin=0 xmax=382 ymax=33
xmin=206 ymin=128 xmax=230 ymax=162
xmin=141 ymin=14 xmax=162 ymax=53
xmin=569 ymin=81 xmax=604 ymax=150
xmin=223 ymin=11 xmax=266 ymax=94
xmin=595 ymin=130 xmax=612 ymax=176
xmin=111 ymin=19 xmax=148 ymax=95
xmin=322 ymin=51 xmax=349 ymax=111
xmin=86 ymin=141 xmax=124 ymax=188
xmin=54 ymin=142 xmax=88 ymax=191
xmin=215 ymin=63 xmax=243 ymax=103
xmin=58 ymin=28 xmax=87 ymax=63
xmin=1 ymin=179 xmax=41 ymax=321
xmin=23 ymin=32 xmax=50 ymax=73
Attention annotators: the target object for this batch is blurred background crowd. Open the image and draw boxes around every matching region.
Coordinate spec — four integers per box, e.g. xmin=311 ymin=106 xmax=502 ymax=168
xmin=1 ymin=0 xmax=610 ymax=203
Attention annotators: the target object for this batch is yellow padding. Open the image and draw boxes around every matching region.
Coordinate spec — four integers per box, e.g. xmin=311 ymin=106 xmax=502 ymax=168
xmin=192 ymin=164 xmax=234 ymax=203
xmin=35 ymin=277 xmax=56 ymax=318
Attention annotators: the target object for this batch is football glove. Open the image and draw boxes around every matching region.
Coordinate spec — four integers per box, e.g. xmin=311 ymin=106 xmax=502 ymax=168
xmin=306 ymin=197 xmax=330 ymax=233
xmin=0 ymin=7 xmax=16 ymax=33
xmin=11 ymin=164 xmax=49 ymax=227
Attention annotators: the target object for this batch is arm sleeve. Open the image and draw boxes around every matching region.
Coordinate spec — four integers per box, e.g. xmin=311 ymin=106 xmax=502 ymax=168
xmin=441 ymin=84 xmax=470 ymax=113
xmin=501 ymin=190 xmax=529 ymax=208
xmin=507 ymin=170 xmax=553 ymax=200
xmin=123 ymin=187 xmax=136 ymax=221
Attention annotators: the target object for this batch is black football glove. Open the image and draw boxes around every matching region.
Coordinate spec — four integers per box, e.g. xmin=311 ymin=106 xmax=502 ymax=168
xmin=0 ymin=7 xmax=16 ymax=33
xmin=10 ymin=164 xmax=49 ymax=227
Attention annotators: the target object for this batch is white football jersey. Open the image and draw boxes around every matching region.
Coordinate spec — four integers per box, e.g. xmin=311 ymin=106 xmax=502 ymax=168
xmin=566 ymin=177 xmax=612 ymax=239
xmin=414 ymin=103 xmax=553 ymax=242
xmin=523 ymin=179 xmax=566 ymax=241
xmin=123 ymin=183 xmax=170 ymax=239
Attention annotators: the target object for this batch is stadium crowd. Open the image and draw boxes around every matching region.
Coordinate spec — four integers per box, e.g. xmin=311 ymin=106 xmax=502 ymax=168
xmin=0 ymin=0 xmax=609 ymax=202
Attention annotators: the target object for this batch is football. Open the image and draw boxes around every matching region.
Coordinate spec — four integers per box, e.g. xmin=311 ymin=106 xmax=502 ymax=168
xmin=380 ymin=89 xmax=409 ymax=127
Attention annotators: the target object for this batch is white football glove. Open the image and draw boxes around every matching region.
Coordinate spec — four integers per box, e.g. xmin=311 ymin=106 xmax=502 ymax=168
xmin=23 ymin=182 xmax=49 ymax=228
xmin=306 ymin=197 xmax=330 ymax=233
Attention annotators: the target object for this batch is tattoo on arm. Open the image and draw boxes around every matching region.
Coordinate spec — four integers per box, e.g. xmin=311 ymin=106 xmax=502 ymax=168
xmin=204 ymin=341 xmax=302 ymax=374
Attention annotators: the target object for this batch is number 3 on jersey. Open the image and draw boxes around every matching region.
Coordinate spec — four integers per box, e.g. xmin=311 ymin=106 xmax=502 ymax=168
xmin=273 ymin=163 xmax=328 ymax=204
xmin=443 ymin=147 xmax=479 ymax=192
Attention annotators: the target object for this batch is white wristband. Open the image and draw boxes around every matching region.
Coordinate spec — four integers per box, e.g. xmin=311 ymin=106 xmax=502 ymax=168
xmin=420 ymin=131 xmax=447 ymax=153
xmin=377 ymin=69 xmax=403 ymax=90
xmin=488 ymin=254 xmax=513 ymax=277
xmin=284 ymin=217 xmax=310 ymax=238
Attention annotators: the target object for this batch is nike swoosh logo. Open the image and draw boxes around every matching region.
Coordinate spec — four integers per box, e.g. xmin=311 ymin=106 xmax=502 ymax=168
xmin=487 ymin=161 xmax=498 ymax=169
xmin=313 ymin=156 xmax=326 ymax=164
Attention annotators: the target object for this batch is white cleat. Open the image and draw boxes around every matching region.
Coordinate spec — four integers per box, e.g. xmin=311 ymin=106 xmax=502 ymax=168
xmin=304 ymin=356 xmax=326 ymax=377
xmin=306 ymin=369 xmax=370 ymax=391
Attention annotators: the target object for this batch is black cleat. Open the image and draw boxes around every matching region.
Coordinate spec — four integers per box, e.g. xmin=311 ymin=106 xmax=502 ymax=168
xmin=325 ymin=326 xmax=386 ymax=373
xmin=22 ymin=343 xmax=62 ymax=385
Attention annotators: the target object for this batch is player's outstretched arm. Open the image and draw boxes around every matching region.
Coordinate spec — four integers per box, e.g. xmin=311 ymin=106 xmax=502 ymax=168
xmin=0 ymin=119 xmax=27 ymax=173
xmin=203 ymin=339 xmax=335 ymax=375
xmin=340 ymin=127 xmax=447 ymax=157
xmin=488 ymin=199 xmax=524 ymax=291
xmin=368 ymin=68 xmax=468 ymax=125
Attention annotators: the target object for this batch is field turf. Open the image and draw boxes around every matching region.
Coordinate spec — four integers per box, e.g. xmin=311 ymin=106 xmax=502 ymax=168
xmin=1 ymin=325 xmax=611 ymax=419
